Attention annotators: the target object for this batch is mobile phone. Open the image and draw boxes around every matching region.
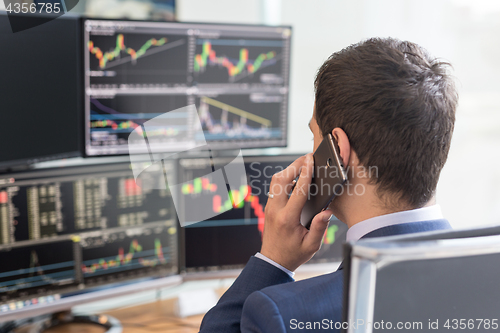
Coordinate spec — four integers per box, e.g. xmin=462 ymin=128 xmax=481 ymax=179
xmin=299 ymin=134 xmax=347 ymax=229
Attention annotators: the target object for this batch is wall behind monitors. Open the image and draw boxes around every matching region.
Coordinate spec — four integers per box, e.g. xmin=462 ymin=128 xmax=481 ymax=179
xmin=84 ymin=19 xmax=291 ymax=156
xmin=178 ymin=155 xmax=347 ymax=273
xmin=0 ymin=162 xmax=178 ymax=311
xmin=0 ymin=13 xmax=83 ymax=169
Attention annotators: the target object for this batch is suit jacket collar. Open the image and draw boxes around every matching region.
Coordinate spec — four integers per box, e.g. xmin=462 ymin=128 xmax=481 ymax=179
xmin=337 ymin=219 xmax=452 ymax=270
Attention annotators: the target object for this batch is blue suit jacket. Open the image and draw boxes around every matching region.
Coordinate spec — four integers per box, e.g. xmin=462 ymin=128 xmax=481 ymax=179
xmin=200 ymin=219 xmax=452 ymax=333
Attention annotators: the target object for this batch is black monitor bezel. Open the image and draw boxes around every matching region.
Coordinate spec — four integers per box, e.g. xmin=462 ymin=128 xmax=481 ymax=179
xmin=0 ymin=12 xmax=85 ymax=172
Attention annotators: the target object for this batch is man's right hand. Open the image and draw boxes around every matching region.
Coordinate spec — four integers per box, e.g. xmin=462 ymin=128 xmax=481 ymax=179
xmin=260 ymin=154 xmax=333 ymax=272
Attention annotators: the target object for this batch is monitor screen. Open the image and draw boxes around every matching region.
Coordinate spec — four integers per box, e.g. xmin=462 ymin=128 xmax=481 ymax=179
xmin=0 ymin=161 xmax=178 ymax=315
xmin=83 ymin=19 xmax=291 ymax=156
xmin=0 ymin=13 xmax=83 ymax=169
xmin=178 ymin=155 xmax=347 ymax=273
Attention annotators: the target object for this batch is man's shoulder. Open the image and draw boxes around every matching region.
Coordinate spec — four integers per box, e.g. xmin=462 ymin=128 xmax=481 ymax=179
xmin=263 ymin=268 xmax=343 ymax=301
xmin=244 ymin=268 xmax=345 ymax=326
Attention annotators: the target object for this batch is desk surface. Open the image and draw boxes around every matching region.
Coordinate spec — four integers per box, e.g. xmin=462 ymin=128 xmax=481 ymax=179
xmin=41 ymin=267 xmax=336 ymax=333
xmin=44 ymin=297 xmax=204 ymax=333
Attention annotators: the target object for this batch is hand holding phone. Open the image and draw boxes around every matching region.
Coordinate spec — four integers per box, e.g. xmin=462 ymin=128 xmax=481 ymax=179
xmin=299 ymin=134 xmax=347 ymax=229
xmin=260 ymin=155 xmax=334 ymax=271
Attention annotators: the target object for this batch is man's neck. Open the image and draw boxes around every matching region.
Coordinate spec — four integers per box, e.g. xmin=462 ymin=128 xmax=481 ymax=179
xmin=335 ymin=188 xmax=436 ymax=229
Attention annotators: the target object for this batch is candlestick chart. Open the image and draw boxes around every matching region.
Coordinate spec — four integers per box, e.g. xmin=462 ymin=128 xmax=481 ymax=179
xmin=193 ymin=39 xmax=284 ymax=84
xmin=81 ymin=238 xmax=166 ymax=275
xmin=81 ymin=227 xmax=177 ymax=281
xmin=181 ymin=157 xmax=298 ymax=270
xmin=180 ymin=170 xmax=264 ymax=270
xmin=87 ymin=32 xmax=188 ymax=86
xmin=89 ymin=95 xmax=188 ymax=150
xmin=88 ymin=34 xmax=168 ymax=69
xmin=180 ymin=155 xmax=347 ymax=270
xmin=178 ymin=162 xmax=263 ymax=230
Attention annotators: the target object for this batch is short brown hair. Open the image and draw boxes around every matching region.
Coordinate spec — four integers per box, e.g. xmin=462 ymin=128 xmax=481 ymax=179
xmin=314 ymin=38 xmax=458 ymax=208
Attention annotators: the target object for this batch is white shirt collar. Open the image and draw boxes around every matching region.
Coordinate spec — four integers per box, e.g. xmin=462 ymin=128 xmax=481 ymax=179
xmin=345 ymin=204 xmax=444 ymax=242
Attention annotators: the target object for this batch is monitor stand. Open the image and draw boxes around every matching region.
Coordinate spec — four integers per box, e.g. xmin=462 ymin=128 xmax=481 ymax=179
xmin=6 ymin=311 xmax=122 ymax=333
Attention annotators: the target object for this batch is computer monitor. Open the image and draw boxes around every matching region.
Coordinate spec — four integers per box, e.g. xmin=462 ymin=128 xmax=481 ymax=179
xmin=83 ymin=19 xmax=291 ymax=156
xmin=178 ymin=154 xmax=347 ymax=273
xmin=0 ymin=161 xmax=180 ymax=321
xmin=0 ymin=13 xmax=83 ymax=170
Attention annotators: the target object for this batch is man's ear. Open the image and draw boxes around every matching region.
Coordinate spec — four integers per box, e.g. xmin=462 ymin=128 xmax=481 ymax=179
xmin=331 ymin=128 xmax=350 ymax=167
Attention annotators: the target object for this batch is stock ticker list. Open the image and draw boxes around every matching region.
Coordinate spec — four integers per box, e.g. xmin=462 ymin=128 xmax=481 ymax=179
xmin=0 ymin=162 xmax=178 ymax=304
